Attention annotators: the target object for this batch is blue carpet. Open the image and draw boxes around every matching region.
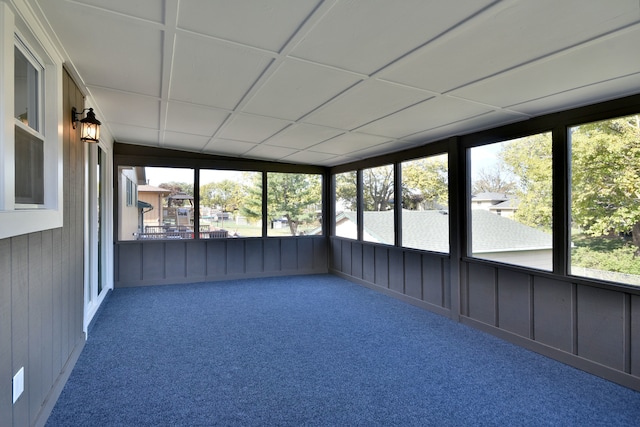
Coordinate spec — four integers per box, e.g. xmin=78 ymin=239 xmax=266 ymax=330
xmin=46 ymin=274 xmax=640 ymax=426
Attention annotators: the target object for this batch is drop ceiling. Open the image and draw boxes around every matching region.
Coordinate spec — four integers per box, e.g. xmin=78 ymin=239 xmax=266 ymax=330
xmin=33 ymin=0 xmax=640 ymax=166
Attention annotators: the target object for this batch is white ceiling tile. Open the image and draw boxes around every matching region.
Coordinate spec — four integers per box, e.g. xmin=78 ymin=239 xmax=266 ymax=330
xmin=303 ymin=80 xmax=434 ymax=130
xmin=349 ymin=140 xmax=416 ymax=160
xmin=39 ymin=1 xmax=163 ymax=96
xmin=404 ymin=111 xmax=527 ymax=144
xmin=203 ymin=139 xmax=257 ymax=156
xmin=178 ymin=0 xmax=321 ymax=51
xmin=243 ymin=59 xmax=362 ymax=120
xmin=162 ymin=132 xmax=211 ymax=151
xmin=357 ymin=96 xmax=495 ymax=138
xmin=290 ymin=0 xmax=493 ymax=74
xmin=264 ymin=124 xmax=344 ymax=149
xmin=170 ymin=33 xmax=274 ymax=109
xmin=244 ymin=144 xmax=298 ymax=160
xmin=310 ymin=133 xmax=391 ymax=156
xmin=72 ymin=0 xmax=164 ymax=23
xmin=166 ymin=103 xmax=229 ymax=136
xmin=218 ymin=115 xmax=290 ymax=143
xmin=87 ymin=88 xmax=160 ymax=129
xmin=282 ymin=150 xmax=339 ymax=165
xmin=508 ymin=73 xmax=640 ymax=116
xmin=381 ymin=0 xmax=640 ymax=93
xmin=108 ymin=124 xmax=159 ymax=145
xmin=451 ymin=29 xmax=640 ymax=108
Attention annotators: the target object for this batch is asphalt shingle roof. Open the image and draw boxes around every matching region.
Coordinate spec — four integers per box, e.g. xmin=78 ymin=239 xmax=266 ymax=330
xmin=337 ymin=209 xmax=552 ymax=253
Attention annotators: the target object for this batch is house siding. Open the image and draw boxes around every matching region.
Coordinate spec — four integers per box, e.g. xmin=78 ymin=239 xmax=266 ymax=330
xmin=0 ymin=70 xmax=86 ymax=426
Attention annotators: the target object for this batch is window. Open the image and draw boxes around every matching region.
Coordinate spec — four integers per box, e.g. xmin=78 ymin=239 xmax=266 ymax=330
xmin=125 ymin=177 xmax=137 ymax=207
xmin=362 ymin=164 xmax=394 ymax=245
xmin=570 ymin=114 xmax=640 ymax=286
xmin=267 ymin=172 xmax=322 ymax=237
xmin=469 ymin=133 xmax=553 ymax=270
xmin=334 ymin=171 xmax=357 ymax=239
xmin=14 ymin=43 xmax=44 ymax=205
xmin=14 ymin=44 xmax=40 ymax=131
xmin=401 ymin=154 xmax=449 ymax=252
xmin=118 ymin=166 xmax=194 ymax=241
xmin=200 ymin=169 xmax=262 ymax=238
xmin=0 ymin=3 xmax=64 ymax=239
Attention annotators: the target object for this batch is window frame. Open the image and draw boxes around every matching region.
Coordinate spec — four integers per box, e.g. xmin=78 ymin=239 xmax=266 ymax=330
xmin=113 ymin=145 xmax=327 ymax=242
xmin=400 ymin=152 xmax=450 ymax=254
xmin=0 ymin=3 xmax=64 ymax=239
xmin=463 ymin=134 xmax=557 ymax=272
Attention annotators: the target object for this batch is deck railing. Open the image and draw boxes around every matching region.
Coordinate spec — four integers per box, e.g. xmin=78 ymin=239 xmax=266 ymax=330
xmin=135 ymin=225 xmax=228 ymax=240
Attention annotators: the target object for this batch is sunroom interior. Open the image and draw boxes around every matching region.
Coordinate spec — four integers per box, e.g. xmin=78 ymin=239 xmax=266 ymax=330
xmin=2 ymin=1 xmax=640 ymax=425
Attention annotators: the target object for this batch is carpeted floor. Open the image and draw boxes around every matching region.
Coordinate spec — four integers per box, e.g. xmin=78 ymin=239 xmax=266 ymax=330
xmin=46 ymin=274 xmax=640 ymax=426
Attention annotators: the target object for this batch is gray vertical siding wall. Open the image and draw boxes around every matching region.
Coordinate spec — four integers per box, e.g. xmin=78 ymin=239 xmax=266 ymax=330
xmin=114 ymin=236 xmax=328 ymax=287
xmin=0 ymin=70 xmax=85 ymax=426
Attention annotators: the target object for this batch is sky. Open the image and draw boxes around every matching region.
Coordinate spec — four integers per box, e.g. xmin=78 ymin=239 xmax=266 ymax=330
xmin=144 ymin=167 xmax=243 ymax=187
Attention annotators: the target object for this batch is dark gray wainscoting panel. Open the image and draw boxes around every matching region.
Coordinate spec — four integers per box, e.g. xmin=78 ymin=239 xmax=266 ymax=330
xmin=330 ymin=238 xmax=451 ymax=316
xmin=115 ymin=237 xmax=328 ymax=287
xmin=576 ymin=286 xmax=626 ymax=370
xmin=465 ymin=263 xmax=496 ymax=325
xmin=532 ymin=276 xmax=574 ymax=353
xmin=462 ymin=259 xmax=640 ymax=391
xmin=374 ymin=246 xmax=390 ymax=288
xmin=389 ymin=248 xmax=404 ymax=294
xmin=632 ymin=295 xmax=640 ymax=376
xmin=497 ymin=269 xmax=532 ymax=338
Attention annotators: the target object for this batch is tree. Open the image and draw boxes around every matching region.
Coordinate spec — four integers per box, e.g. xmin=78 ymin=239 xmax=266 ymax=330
xmin=158 ymin=181 xmax=193 ymax=198
xmin=335 ymin=171 xmax=357 ymax=211
xmin=158 ymin=181 xmax=194 ymax=206
xmin=239 ymin=173 xmax=263 ymax=225
xmin=363 ymin=165 xmax=394 ymax=211
xmin=402 ymin=156 xmax=448 ymax=210
xmin=471 ymin=164 xmax=516 ymax=196
xmin=200 ymin=179 xmax=244 ymax=226
xmin=500 ymin=133 xmax=553 ymax=230
xmin=571 ymin=115 xmax=640 ymax=253
xmin=240 ymin=172 xmax=322 ymax=236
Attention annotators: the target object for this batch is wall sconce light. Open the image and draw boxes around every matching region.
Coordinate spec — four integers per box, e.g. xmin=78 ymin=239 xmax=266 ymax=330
xmin=72 ymin=107 xmax=101 ymax=143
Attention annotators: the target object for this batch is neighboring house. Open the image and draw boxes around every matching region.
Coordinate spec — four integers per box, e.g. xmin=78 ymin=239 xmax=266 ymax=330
xmin=118 ymin=166 xmax=141 ymax=240
xmin=332 ymin=209 xmax=552 ymax=270
xmin=487 ymin=198 xmax=519 ymax=218
xmin=471 ymin=192 xmax=519 ymax=218
xmin=138 ymin=184 xmax=171 ymax=228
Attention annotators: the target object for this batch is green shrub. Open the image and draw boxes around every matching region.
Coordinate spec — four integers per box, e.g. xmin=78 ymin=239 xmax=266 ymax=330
xmin=571 ymin=244 xmax=640 ymax=275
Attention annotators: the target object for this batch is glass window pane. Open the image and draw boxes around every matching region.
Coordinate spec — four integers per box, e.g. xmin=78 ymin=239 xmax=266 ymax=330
xmin=470 ymin=133 xmax=553 ymax=270
xmin=118 ymin=166 xmax=194 ymax=240
xmin=14 ymin=46 xmax=40 ymax=132
xmin=401 ymin=154 xmax=448 ymax=252
xmin=570 ymin=114 xmax=640 ymax=286
xmin=334 ymin=171 xmax=357 ymax=239
xmin=200 ymin=170 xmax=262 ymax=238
xmin=14 ymin=125 xmax=44 ymax=205
xmin=362 ymin=165 xmax=394 ymax=245
xmin=267 ymin=172 xmax=322 ymax=237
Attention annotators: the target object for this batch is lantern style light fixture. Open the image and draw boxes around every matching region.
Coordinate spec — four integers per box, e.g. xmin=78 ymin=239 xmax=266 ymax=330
xmin=71 ymin=107 xmax=101 ymax=142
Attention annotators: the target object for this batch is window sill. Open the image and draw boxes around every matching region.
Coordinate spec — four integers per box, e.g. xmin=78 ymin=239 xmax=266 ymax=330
xmin=0 ymin=208 xmax=63 ymax=239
